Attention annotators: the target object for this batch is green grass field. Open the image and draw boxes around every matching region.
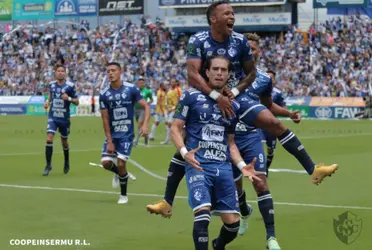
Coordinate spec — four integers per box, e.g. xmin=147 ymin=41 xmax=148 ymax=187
xmin=0 ymin=116 xmax=371 ymax=250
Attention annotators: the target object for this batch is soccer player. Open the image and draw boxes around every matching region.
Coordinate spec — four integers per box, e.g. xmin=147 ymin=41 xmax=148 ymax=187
xmin=43 ymin=64 xmax=79 ymax=176
xmin=147 ymin=0 xmax=337 ymax=223
xmin=99 ymin=62 xmax=150 ymax=204
xmin=134 ymin=77 xmax=153 ymax=146
xmin=261 ymin=70 xmax=285 ymax=175
xmin=162 ymin=78 xmax=182 ymax=145
xmin=149 ymin=82 xmax=167 ymax=141
xmin=147 ymin=0 xmax=256 ymax=217
xmin=171 ymin=56 xmax=260 ymax=250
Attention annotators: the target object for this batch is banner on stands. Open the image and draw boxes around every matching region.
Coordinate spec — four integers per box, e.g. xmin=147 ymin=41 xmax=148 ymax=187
xmin=0 ymin=0 xmax=12 ymax=20
xmin=0 ymin=104 xmax=26 ymax=115
xmin=284 ymin=96 xmax=312 ymax=106
xmin=310 ymin=106 xmax=363 ymax=119
xmin=54 ymin=0 xmax=97 ymax=17
xmin=13 ymin=0 xmax=55 ymax=20
xmin=98 ymin=0 xmax=144 ymax=16
xmin=310 ymin=97 xmax=365 ymax=107
xmin=165 ymin=13 xmax=291 ymax=28
xmin=159 ymin=0 xmax=287 ymax=8
xmin=0 ymin=96 xmax=30 ymax=104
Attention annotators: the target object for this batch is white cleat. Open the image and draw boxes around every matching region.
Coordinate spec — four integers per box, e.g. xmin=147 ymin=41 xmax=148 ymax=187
xmin=117 ymin=195 xmax=128 ymax=204
xmin=239 ymin=204 xmax=253 ymax=236
xmin=112 ymin=174 xmax=119 ymax=189
xmin=160 ymin=141 xmax=169 ymax=145
xmin=128 ymin=172 xmax=136 ymax=180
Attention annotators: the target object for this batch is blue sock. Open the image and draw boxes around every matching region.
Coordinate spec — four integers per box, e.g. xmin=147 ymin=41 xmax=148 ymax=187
xmin=45 ymin=141 xmax=53 ymax=166
xmin=118 ymin=173 xmax=129 ymax=196
xmin=278 ymin=129 xmax=315 ymax=175
xmin=214 ymin=221 xmax=240 ymax=249
xmin=258 ymin=191 xmax=275 ymax=240
xmin=164 ymin=151 xmax=185 ymax=206
xmin=193 ymin=210 xmax=210 ymax=250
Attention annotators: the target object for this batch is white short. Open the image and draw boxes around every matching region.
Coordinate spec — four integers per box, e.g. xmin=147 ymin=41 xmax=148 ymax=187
xmin=154 ymin=113 xmax=165 ymax=123
xmin=167 ymin=111 xmax=175 ymax=123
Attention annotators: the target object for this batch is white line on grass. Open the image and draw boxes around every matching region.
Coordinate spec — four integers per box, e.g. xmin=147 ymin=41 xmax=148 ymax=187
xmin=127 ymin=159 xmax=167 ymax=181
xmin=1 ymin=132 xmax=372 ymax=157
xmin=269 ymin=168 xmax=307 ymax=174
xmin=0 ymin=184 xmax=371 ymax=211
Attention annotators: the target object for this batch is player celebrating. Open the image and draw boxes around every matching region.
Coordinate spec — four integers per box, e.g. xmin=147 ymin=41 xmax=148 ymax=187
xmin=99 ymin=62 xmax=150 ymax=204
xmin=171 ymin=56 xmax=260 ymax=250
xmin=149 ymin=82 xmax=167 ymax=141
xmin=147 ymin=1 xmax=338 ymax=221
xmin=134 ymin=77 xmax=153 ymax=146
xmin=43 ymin=64 xmax=79 ymax=176
xmin=147 ymin=0 xmax=256 ymax=217
xmin=262 ymin=70 xmax=285 ymax=175
xmin=162 ymin=78 xmax=182 ymax=145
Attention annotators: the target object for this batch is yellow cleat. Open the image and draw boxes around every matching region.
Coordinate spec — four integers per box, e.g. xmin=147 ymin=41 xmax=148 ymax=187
xmin=146 ymin=200 xmax=173 ymax=218
xmin=311 ymin=163 xmax=339 ymax=185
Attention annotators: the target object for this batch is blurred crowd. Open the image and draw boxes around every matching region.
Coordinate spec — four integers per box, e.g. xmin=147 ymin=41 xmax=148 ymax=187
xmin=0 ymin=14 xmax=371 ymax=98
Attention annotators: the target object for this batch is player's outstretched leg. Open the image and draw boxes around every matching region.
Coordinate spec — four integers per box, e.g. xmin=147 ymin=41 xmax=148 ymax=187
xmin=212 ymin=214 xmax=240 ymax=250
xmin=254 ymin=110 xmax=338 ymax=185
xmin=233 ymin=172 xmax=253 ymax=236
xmin=61 ymin=136 xmax=70 ymax=174
xmin=146 ymin=151 xmax=185 ymax=218
xmin=43 ymin=133 xmax=54 ymax=176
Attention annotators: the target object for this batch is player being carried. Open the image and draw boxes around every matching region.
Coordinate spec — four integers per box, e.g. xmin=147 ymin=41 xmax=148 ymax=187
xmin=43 ymin=64 xmax=79 ymax=176
xmin=99 ymin=62 xmax=150 ymax=204
xmin=171 ymin=55 xmax=261 ymax=250
xmin=147 ymin=0 xmax=338 ymax=223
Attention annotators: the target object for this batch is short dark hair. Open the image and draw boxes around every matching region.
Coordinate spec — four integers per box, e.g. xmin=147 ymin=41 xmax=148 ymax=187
xmin=106 ymin=62 xmax=121 ymax=70
xmin=246 ymin=33 xmax=260 ymax=43
xmin=206 ymin=1 xmax=229 ymax=26
xmin=267 ymin=70 xmax=276 ymax=77
xmin=54 ymin=64 xmax=66 ymax=71
xmin=205 ymin=55 xmax=232 ymax=72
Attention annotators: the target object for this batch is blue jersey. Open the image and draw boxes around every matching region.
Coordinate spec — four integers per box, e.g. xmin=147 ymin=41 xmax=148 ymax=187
xmin=235 ymin=68 xmax=273 ymax=134
xmin=48 ymin=81 xmax=77 ymax=122
xmin=173 ymin=88 xmax=239 ymax=170
xmin=99 ymin=82 xmax=143 ymax=140
xmin=272 ymin=87 xmax=285 ymax=107
xmin=187 ymin=30 xmax=253 ymax=89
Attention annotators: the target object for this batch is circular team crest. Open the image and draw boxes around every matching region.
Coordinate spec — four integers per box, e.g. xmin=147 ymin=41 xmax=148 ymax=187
xmin=217 ymin=48 xmax=226 ymax=55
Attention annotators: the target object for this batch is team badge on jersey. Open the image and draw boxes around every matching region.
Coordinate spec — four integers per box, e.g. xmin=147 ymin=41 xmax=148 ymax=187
xmin=228 ymin=47 xmax=237 ymax=57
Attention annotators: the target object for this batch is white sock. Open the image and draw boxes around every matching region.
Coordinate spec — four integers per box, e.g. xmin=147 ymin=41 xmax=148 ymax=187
xmin=150 ymin=124 xmax=157 ymax=138
xmin=164 ymin=126 xmax=171 ymax=142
